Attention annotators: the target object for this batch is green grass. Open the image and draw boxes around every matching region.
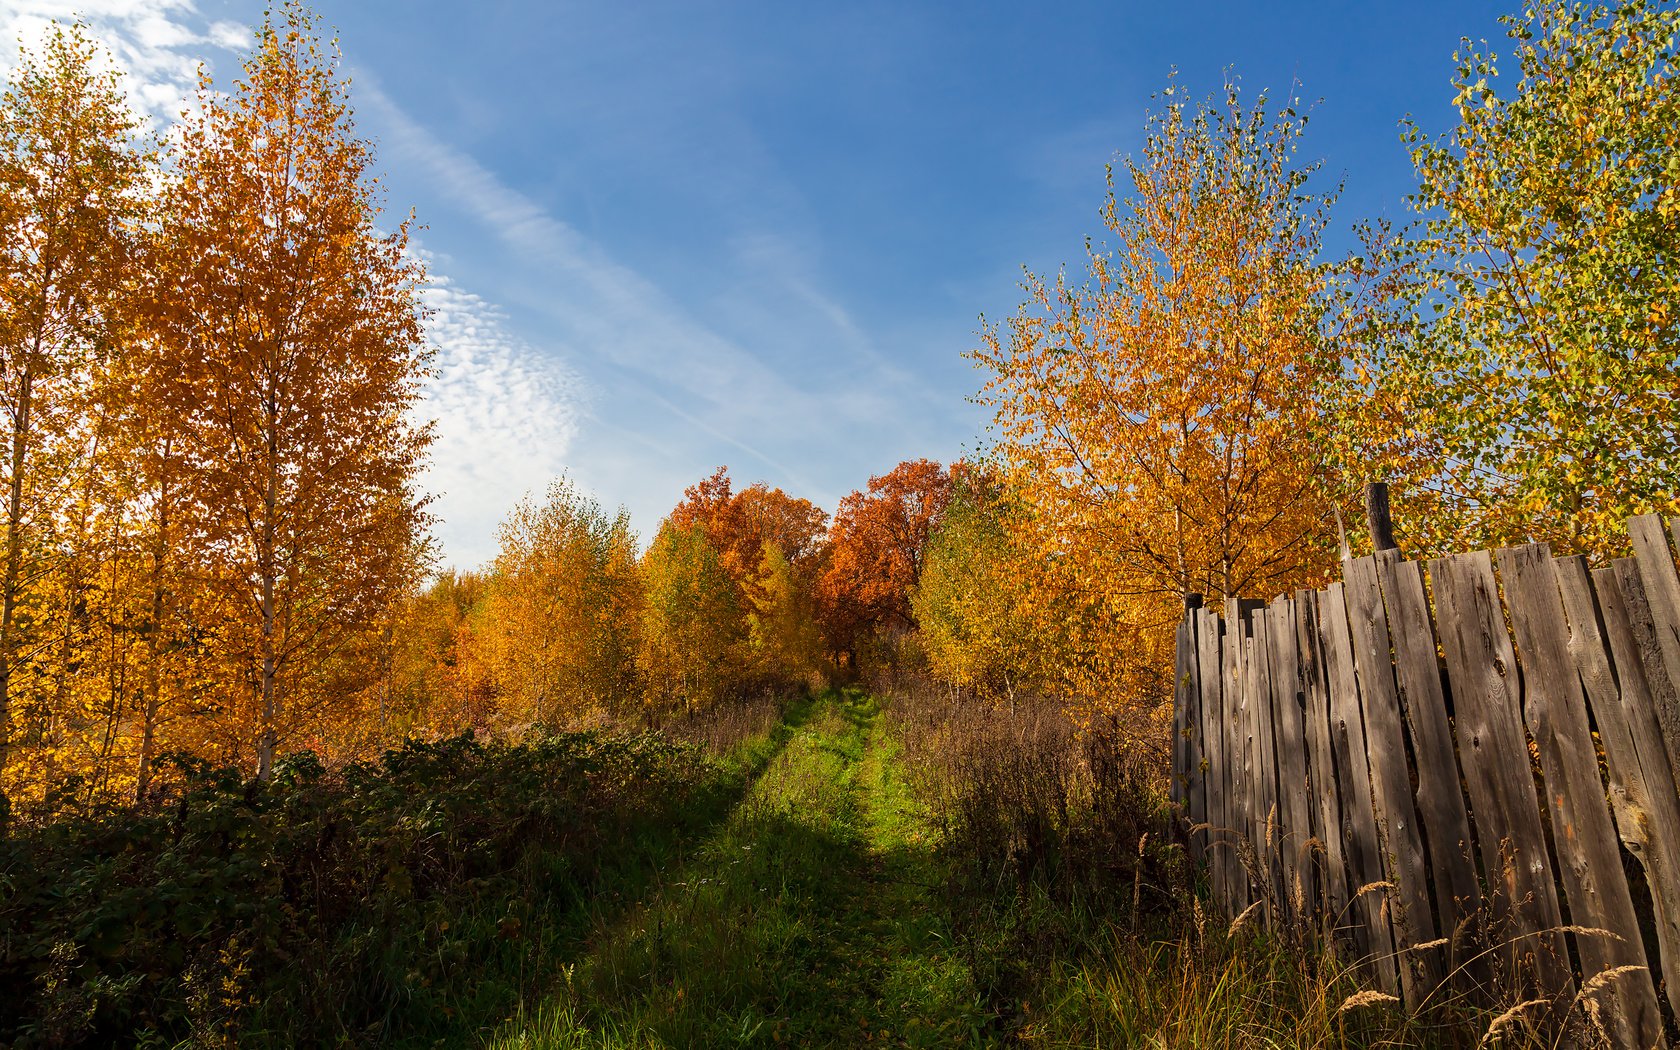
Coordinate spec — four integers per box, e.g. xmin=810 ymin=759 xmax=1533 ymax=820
xmin=7 ymin=689 xmax=1480 ymax=1048
xmin=489 ymin=689 xmax=992 ymax=1049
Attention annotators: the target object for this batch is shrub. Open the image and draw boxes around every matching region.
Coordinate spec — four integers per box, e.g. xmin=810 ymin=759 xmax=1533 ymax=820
xmin=0 ymin=728 xmax=723 ymax=1048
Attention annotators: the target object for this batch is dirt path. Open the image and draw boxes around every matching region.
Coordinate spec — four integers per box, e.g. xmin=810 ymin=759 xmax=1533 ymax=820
xmin=487 ymin=691 xmax=991 ymax=1049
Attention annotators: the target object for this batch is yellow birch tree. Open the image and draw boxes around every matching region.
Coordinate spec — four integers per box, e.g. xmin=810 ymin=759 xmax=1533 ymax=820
xmin=147 ymin=5 xmax=433 ymax=780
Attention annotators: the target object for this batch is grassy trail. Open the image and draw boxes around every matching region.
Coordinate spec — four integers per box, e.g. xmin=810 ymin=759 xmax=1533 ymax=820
xmin=489 ymin=690 xmax=991 ymax=1049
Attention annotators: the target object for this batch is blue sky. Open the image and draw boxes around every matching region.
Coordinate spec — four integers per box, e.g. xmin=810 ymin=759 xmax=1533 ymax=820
xmin=4 ymin=0 xmax=1514 ymax=568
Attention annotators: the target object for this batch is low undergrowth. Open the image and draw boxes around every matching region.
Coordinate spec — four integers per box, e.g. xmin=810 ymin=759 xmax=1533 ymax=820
xmin=489 ymin=690 xmax=991 ymax=1049
xmin=882 ymin=684 xmax=1470 ymax=1048
xmin=0 ymin=723 xmax=762 ymax=1049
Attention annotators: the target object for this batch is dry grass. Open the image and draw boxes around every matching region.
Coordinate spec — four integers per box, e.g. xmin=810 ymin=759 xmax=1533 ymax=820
xmin=656 ymin=692 xmax=786 ymax=754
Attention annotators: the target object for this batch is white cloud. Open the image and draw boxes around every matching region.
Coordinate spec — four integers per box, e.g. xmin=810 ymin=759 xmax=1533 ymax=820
xmin=0 ymin=1 xmax=232 ymax=125
xmin=0 ymin=1 xmax=587 ymax=569
xmin=357 ymin=78 xmax=831 ymax=486
xmin=419 ymin=276 xmax=584 ymax=569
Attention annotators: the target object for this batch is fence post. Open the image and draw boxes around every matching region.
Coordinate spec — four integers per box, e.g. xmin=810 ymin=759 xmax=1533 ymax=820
xmin=1364 ymin=482 xmax=1398 ymax=553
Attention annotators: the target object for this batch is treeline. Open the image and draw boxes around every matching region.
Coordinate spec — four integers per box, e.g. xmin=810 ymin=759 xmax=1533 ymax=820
xmin=0 ymin=7 xmax=431 ymax=816
xmin=2 ymin=0 xmax=1676 ymax=813
xmin=376 ymin=461 xmax=953 ymax=743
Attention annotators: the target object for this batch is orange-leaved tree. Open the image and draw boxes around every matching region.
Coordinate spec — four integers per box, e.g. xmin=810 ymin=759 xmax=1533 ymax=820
xmin=659 ymin=467 xmax=828 ymax=693
xmin=146 ymin=5 xmax=433 ymax=780
xmin=667 ymin=467 xmax=828 ymax=592
xmin=973 ymin=80 xmax=1344 ymax=709
xmin=0 ymin=23 xmax=147 ymax=794
xmin=818 ymin=459 xmax=953 ymax=669
xmin=482 ymin=480 xmax=640 ymax=727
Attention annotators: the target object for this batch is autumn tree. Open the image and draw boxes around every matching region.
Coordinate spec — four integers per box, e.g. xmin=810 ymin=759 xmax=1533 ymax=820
xmin=975 ymin=82 xmax=1343 ymax=633
xmin=638 ymin=521 xmax=742 ymax=716
xmin=145 ymin=5 xmax=433 ymax=780
xmin=668 ymin=467 xmax=828 ymax=588
xmin=0 ymin=24 xmax=146 ymax=793
xmin=913 ymin=471 xmax=1044 ymax=704
xmin=746 ymin=542 xmax=822 ymax=687
xmin=1344 ymin=0 xmax=1680 ymax=557
xmin=482 ymin=480 xmax=640 ymax=726
xmin=381 ymin=570 xmax=495 ymax=738
xmin=655 ymin=467 xmax=827 ymax=695
xmin=818 ymin=459 xmax=953 ymax=667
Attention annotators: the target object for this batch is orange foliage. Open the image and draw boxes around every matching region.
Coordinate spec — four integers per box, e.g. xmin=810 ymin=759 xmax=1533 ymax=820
xmin=818 ymin=459 xmax=954 ymax=665
xmin=668 ymin=467 xmax=828 ymax=587
xmin=973 ymin=82 xmax=1342 ymax=713
xmin=144 ymin=7 xmax=432 ymax=780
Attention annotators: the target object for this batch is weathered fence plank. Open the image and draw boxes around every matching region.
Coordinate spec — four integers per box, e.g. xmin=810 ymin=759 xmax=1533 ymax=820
xmin=1320 ymin=582 xmax=1400 ymax=996
xmin=1173 ymin=618 xmax=1188 ymax=814
xmin=1296 ymin=590 xmax=1348 ymax=942
xmin=1256 ymin=614 xmax=1276 ymax=927
xmin=1628 ymin=516 xmax=1680 ymax=786
xmin=1179 ymin=612 xmax=1206 ymax=853
xmin=1374 ymin=552 xmax=1480 ymax=966
xmin=1187 ymin=608 xmax=1208 ymax=839
xmin=1429 ymin=550 xmax=1572 ymax=1005
xmin=1225 ymin=614 xmax=1252 ymax=916
xmin=1196 ymin=607 xmax=1232 ymax=910
xmin=1176 ymin=617 xmax=1191 ymax=810
xmin=1268 ymin=595 xmax=1314 ymax=926
xmin=1344 ymin=554 xmax=1440 ymax=999
xmin=1570 ymin=560 xmax=1680 ymax=1024
xmin=1498 ymin=545 xmax=1661 ymax=1049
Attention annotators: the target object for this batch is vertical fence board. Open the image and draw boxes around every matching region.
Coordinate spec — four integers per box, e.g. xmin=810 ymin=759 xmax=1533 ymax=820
xmin=1176 ymin=621 xmax=1189 ymax=809
xmin=1197 ymin=607 xmax=1230 ymax=910
xmin=1187 ymin=611 xmax=1207 ymax=837
xmin=1344 ymin=555 xmax=1440 ymax=999
xmin=1225 ymin=616 xmax=1252 ymax=916
xmin=1183 ymin=613 xmax=1207 ymax=854
xmin=1297 ymin=590 xmax=1349 ymax=941
xmin=1429 ymin=551 xmax=1573 ymax=1004
xmin=1173 ymin=618 xmax=1188 ymax=816
xmin=1498 ymin=545 xmax=1661 ymax=1048
xmin=1251 ymin=613 xmax=1283 ymax=924
xmin=1320 ymin=582 xmax=1401 ymax=995
xmin=1269 ymin=595 xmax=1313 ymax=926
xmin=1571 ymin=561 xmax=1680 ymax=1024
xmin=1375 ymin=552 xmax=1480 ymax=958
xmin=1628 ymin=517 xmax=1680 ymax=787
xmin=1611 ymin=558 xmax=1680 ymax=795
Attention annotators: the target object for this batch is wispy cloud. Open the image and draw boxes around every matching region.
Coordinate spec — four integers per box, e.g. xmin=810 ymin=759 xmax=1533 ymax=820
xmin=1 ymin=2 xmax=591 ymax=568
xmin=419 ymin=276 xmax=584 ymax=568
xmin=0 ymin=1 xmax=250 ymax=122
xmin=356 ymin=79 xmax=833 ymax=485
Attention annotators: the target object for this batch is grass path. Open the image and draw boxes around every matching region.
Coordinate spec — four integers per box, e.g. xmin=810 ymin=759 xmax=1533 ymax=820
xmin=487 ymin=690 xmax=992 ymax=1049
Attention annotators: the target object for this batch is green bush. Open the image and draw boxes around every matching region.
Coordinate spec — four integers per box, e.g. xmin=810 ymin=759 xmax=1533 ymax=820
xmin=0 ymin=729 xmax=725 ymax=1048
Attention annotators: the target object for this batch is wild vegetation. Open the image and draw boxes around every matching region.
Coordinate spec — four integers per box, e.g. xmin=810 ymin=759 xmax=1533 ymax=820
xmin=0 ymin=0 xmax=1676 ymax=1045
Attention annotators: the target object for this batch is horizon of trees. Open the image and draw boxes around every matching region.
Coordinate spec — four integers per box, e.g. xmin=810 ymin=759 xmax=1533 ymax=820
xmin=2 ymin=0 xmax=1676 ymax=812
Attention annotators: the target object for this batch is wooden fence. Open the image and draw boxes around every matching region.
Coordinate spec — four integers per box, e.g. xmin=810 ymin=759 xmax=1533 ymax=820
xmin=1171 ymin=508 xmax=1680 ymax=1047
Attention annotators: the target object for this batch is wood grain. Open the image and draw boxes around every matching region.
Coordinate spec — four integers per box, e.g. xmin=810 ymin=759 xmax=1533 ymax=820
xmin=1344 ymin=554 xmax=1439 ymax=999
xmin=1429 ymin=550 xmax=1571 ymax=1005
xmin=1320 ymin=581 xmax=1400 ymax=996
xmin=1498 ymin=545 xmax=1660 ymax=1048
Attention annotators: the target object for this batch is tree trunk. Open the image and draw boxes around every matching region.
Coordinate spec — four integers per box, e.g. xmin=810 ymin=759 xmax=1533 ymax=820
xmin=0 ymin=363 xmax=36 ymax=779
xmin=256 ymin=379 xmax=280 ymax=783
xmin=136 ymin=472 xmax=172 ymax=801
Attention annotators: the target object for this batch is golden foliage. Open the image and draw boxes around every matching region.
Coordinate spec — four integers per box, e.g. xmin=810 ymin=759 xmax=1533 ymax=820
xmin=483 ymin=480 xmax=640 ymax=727
xmin=970 ymin=81 xmax=1344 ymax=714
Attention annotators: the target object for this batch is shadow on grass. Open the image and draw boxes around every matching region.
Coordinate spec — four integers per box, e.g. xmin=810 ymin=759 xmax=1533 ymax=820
xmin=357 ymin=698 xmax=822 ymax=1049
xmin=491 ymin=692 xmax=991 ymax=1049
